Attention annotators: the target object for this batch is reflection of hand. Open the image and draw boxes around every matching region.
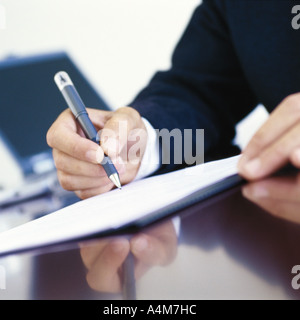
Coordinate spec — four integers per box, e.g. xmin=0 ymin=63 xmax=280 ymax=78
xmin=79 ymin=220 xmax=178 ymax=293
xmin=242 ymin=173 xmax=300 ymax=224
xmin=238 ymin=93 xmax=300 ymax=181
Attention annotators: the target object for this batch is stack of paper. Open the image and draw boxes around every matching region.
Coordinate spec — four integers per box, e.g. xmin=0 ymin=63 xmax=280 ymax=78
xmin=0 ymin=156 xmax=240 ymax=255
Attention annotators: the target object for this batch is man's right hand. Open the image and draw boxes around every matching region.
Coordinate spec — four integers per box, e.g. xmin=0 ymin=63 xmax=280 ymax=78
xmin=46 ymin=106 xmax=148 ymax=199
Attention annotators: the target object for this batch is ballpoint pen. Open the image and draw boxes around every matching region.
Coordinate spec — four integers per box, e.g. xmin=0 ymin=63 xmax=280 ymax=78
xmin=54 ymin=71 xmax=121 ymax=189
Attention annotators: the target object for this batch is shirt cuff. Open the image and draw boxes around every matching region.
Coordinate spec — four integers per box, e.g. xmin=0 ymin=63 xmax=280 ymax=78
xmin=134 ymin=117 xmax=161 ymax=180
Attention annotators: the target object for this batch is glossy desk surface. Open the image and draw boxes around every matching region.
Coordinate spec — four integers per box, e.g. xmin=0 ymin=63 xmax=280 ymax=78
xmin=0 ymin=170 xmax=300 ymax=300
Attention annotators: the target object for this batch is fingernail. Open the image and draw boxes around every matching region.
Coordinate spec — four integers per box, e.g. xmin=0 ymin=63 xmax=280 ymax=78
xmin=86 ymin=148 xmax=103 ymax=164
xmin=132 ymin=236 xmax=148 ymax=253
xmin=243 ymin=158 xmax=262 ymax=177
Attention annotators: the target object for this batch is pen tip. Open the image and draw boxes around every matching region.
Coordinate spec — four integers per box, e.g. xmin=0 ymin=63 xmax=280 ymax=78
xmin=109 ymin=174 xmax=122 ymax=190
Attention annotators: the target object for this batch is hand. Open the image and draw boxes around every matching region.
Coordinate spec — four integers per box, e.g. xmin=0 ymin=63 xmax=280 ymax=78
xmin=79 ymin=220 xmax=178 ymax=293
xmin=242 ymin=173 xmax=300 ymax=225
xmin=238 ymin=93 xmax=300 ymax=180
xmin=46 ymin=107 xmax=147 ymax=199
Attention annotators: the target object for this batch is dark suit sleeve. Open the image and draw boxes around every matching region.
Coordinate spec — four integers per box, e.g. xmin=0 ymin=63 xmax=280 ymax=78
xmin=129 ymin=0 xmax=258 ymax=174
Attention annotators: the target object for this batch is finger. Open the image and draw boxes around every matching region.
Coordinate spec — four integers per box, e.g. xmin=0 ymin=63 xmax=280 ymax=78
xmin=242 ymin=190 xmax=300 ymax=225
xmin=290 ymin=148 xmax=300 ymax=168
xmin=85 ymin=239 xmax=130 ymax=293
xmin=53 ymin=149 xmax=108 ymax=177
xmin=130 ymin=233 xmax=175 ymax=267
xmin=100 ymin=107 xmax=145 ymax=158
xmin=80 ymin=239 xmax=111 ymax=270
xmin=75 ymin=184 xmax=116 ymax=199
xmin=238 ymin=122 xmax=300 ymax=180
xmin=47 ymin=109 xmax=104 ymax=164
xmin=130 ymin=221 xmax=178 ymax=269
xmin=57 ymin=170 xmax=113 ymax=191
xmin=133 ymin=260 xmax=151 ymax=280
xmin=242 ymin=176 xmax=300 ymax=202
xmin=84 ymin=108 xmax=113 ymax=129
xmin=146 ymin=220 xmax=178 ymax=245
xmin=240 ymin=93 xmax=300 ymax=164
xmin=127 ymin=128 xmax=148 ymax=165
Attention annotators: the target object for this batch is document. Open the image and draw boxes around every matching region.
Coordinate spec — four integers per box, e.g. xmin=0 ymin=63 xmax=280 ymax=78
xmin=0 ymin=156 xmax=240 ymax=255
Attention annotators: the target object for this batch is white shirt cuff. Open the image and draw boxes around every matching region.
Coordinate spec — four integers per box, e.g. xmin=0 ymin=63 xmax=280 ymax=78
xmin=134 ymin=118 xmax=180 ymax=238
xmin=134 ymin=117 xmax=160 ymax=180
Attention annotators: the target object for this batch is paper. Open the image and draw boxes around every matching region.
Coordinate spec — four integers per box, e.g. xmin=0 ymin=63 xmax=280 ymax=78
xmin=0 ymin=155 xmax=240 ymax=255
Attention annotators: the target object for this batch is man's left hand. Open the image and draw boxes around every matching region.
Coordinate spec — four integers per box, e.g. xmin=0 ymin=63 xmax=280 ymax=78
xmin=238 ymin=93 xmax=300 ymax=180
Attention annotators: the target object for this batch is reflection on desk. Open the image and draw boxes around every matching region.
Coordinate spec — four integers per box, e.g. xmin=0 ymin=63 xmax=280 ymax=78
xmin=79 ymin=219 xmax=178 ymax=296
xmin=1 ymin=170 xmax=300 ymax=299
xmin=242 ymin=172 xmax=300 ymax=225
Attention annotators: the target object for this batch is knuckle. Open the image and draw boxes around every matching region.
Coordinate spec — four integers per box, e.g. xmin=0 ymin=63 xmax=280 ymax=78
xmin=121 ymin=106 xmax=140 ymax=117
xmin=103 ymin=120 xmax=119 ymax=133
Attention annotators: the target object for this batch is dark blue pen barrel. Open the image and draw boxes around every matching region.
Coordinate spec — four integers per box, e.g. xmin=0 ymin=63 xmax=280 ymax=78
xmin=101 ymin=156 xmax=118 ymax=177
xmin=61 ymin=83 xmax=119 ymax=180
xmin=77 ymin=113 xmax=99 ymax=142
xmin=61 ymin=85 xmax=99 ymax=141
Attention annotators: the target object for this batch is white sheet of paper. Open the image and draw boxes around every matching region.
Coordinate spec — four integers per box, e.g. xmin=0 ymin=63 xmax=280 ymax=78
xmin=0 ymin=156 xmax=240 ymax=255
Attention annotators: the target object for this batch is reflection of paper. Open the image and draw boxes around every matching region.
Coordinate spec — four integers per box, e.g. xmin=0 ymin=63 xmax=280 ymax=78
xmin=0 ymin=156 xmax=239 ymax=255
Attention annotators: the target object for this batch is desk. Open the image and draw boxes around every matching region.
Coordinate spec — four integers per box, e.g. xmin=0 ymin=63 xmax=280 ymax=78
xmin=0 ymin=172 xmax=300 ymax=300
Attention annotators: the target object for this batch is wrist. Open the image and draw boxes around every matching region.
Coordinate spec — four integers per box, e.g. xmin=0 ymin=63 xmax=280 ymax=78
xmin=134 ymin=118 xmax=161 ymax=180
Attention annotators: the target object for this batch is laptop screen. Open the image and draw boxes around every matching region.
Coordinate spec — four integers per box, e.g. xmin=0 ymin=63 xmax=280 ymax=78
xmin=0 ymin=52 xmax=110 ymax=173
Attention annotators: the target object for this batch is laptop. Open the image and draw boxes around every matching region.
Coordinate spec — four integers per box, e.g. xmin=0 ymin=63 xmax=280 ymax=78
xmin=0 ymin=52 xmax=111 ymax=199
xmin=0 ymin=51 xmax=110 ymax=174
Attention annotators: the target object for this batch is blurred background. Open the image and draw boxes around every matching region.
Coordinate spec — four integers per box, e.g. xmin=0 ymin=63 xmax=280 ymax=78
xmin=0 ymin=0 xmax=269 ymax=187
xmin=1 ymin=0 xmax=201 ymax=108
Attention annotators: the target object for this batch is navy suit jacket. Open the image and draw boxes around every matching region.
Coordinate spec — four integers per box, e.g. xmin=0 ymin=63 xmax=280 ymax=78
xmin=130 ymin=0 xmax=300 ymax=174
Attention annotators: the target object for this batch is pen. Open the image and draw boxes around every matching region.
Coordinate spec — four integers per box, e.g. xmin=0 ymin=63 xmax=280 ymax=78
xmin=54 ymin=71 xmax=121 ymax=189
